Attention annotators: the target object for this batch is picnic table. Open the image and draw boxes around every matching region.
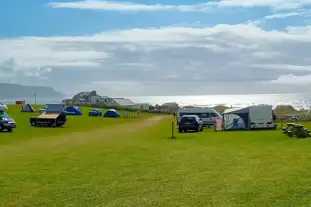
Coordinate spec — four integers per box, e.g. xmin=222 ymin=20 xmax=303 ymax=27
xmin=282 ymin=123 xmax=310 ymax=138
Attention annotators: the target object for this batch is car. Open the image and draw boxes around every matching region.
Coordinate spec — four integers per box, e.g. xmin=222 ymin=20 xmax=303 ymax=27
xmin=178 ymin=115 xmax=203 ymax=133
xmin=0 ymin=112 xmax=16 ymax=132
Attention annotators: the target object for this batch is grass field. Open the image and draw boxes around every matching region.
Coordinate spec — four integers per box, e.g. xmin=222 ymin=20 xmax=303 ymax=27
xmin=0 ymin=105 xmax=152 ymax=144
xmin=1 ymin=106 xmax=311 ymax=206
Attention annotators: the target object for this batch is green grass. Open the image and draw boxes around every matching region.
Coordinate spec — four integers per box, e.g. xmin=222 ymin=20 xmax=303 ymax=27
xmin=2 ymin=114 xmax=311 ymax=206
xmin=0 ymin=104 xmax=151 ymax=144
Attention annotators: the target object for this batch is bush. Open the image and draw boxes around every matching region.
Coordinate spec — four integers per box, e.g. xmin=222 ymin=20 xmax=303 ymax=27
xmin=213 ymin=105 xmax=230 ymax=113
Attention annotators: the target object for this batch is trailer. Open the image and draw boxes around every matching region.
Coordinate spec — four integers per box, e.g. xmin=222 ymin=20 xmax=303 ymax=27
xmin=30 ymin=112 xmax=67 ymax=127
xmin=29 ymin=104 xmax=67 ymax=127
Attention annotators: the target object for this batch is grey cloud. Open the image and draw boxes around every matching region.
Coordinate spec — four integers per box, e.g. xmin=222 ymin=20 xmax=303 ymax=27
xmin=2 ymin=24 xmax=311 ymax=96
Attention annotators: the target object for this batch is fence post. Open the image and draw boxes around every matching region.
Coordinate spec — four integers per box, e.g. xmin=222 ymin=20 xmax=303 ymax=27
xmin=172 ymin=121 xmax=175 ymax=139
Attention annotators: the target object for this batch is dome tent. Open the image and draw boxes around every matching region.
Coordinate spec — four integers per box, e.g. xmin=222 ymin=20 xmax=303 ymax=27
xmin=65 ymin=106 xmax=83 ymax=115
xmin=89 ymin=109 xmax=102 ymax=116
xmin=21 ymin=104 xmax=35 ymax=112
xmin=103 ymin=109 xmax=120 ymax=118
xmin=0 ymin=103 xmax=8 ymax=112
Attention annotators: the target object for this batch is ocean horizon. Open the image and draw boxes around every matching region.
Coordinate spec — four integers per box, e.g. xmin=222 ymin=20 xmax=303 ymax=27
xmin=1 ymin=93 xmax=311 ymax=109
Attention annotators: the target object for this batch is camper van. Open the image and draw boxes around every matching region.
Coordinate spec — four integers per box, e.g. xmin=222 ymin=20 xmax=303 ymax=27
xmin=177 ymin=107 xmax=222 ymax=127
xmin=249 ymin=105 xmax=275 ymax=129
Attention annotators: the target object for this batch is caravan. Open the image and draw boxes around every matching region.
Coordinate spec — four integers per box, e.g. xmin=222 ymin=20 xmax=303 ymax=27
xmin=223 ymin=105 xmax=276 ymax=131
xmin=177 ymin=107 xmax=222 ymax=127
xmin=249 ymin=105 xmax=275 ymax=129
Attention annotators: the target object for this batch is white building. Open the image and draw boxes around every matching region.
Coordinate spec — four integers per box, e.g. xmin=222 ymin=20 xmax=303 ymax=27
xmin=62 ymin=91 xmax=149 ymax=110
xmin=111 ymin=98 xmax=149 ymax=110
xmin=162 ymin=102 xmax=179 ymax=109
xmin=89 ymin=95 xmax=114 ymax=105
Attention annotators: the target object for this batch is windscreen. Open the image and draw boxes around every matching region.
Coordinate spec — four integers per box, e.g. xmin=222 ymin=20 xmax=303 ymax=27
xmin=180 ymin=113 xmax=202 ymax=118
xmin=0 ymin=111 xmax=9 ymax=119
xmin=180 ymin=117 xmax=196 ymax=123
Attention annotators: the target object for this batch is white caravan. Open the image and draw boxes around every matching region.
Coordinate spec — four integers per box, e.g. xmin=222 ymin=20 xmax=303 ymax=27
xmin=177 ymin=107 xmax=222 ymax=126
xmin=249 ymin=105 xmax=274 ymax=129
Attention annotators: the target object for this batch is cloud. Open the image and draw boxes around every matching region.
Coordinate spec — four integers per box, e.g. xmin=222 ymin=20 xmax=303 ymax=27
xmin=270 ymin=74 xmax=311 ymax=84
xmin=48 ymin=0 xmax=216 ymax=12
xmin=2 ymin=23 xmax=311 ymax=95
xmin=218 ymin=0 xmax=311 ymax=10
xmin=264 ymin=12 xmax=305 ymax=19
xmin=48 ymin=0 xmax=311 ymax=12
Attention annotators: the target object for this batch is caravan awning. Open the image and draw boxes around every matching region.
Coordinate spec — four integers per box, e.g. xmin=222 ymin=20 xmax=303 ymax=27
xmin=223 ymin=107 xmax=249 ymax=114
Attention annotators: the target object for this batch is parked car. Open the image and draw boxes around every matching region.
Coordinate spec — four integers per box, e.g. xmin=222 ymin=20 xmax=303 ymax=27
xmin=0 ymin=112 xmax=16 ymax=132
xmin=178 ymin=115 xmax=203 ymax=133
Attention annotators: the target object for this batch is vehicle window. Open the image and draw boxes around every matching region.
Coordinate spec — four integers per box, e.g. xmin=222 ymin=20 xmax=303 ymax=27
xmin=210 ymin=113 xmax=217 ymax=118
xmin=200 ymin=113 xmax=209 ymax=118
xmin=181 ymin=117 xmax=195 ymax=122
xmin=180 ymin=112 xmax=201 ymax=118
xmin=0 ymin=112 xmax=9 ymax=119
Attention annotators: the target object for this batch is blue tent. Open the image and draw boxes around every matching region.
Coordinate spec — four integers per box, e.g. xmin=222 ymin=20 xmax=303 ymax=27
xmin=104 ymin=109 xmax=120 ymax=118
xmin=89 ymin=109 xmax=102 ymax=116
xmin=21 ymin=104 xmax=35 ymax=112
xmin=223 ymin=107 xmax=249 ymax=131
xmin=66 ymin=106 xmax=83 ymax=115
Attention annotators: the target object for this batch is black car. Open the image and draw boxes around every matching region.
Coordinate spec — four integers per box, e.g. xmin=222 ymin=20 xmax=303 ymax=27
xmin=178 ymin=115 xmax=203 ymax=133
xmin=0 ymin=112 xmax=16 ymax=132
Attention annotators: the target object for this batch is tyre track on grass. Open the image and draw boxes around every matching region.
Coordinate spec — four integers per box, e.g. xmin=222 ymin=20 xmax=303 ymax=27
xmin=0 ymin=116 xmax=169 ymax=158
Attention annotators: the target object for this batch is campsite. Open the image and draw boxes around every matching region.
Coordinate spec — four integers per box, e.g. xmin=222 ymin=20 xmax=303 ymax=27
xmin=2 ymin=104 xmax=311 ymax=206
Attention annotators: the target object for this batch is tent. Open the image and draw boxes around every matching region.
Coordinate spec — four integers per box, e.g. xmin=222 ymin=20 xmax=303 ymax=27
xmin=223 ymin=107 xmax=249 ymax=131
xmin=0 ymin=103 xmax=8 ymax=112
xmin=46 ymin=104 xmax=65 ymax=113
xmin=66 ymin=106 xmax=83 ymax=115
xmin=21 ymin=104 xmax=35 ymax=112
xmin=104 ymin=109 xmax=120 ymax=118
xmin=89 ymin=109 xmax=102 ymax=116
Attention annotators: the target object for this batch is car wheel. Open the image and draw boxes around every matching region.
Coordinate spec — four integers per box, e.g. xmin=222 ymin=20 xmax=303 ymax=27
xmin=31 ymin=121 xmax=36 ymax=126
xmin=7 ymin=128 xmax=12 ymax=132
xmin=196 ymin=127 xmax=199 ymax=132
xmin=200 ymin=127 xmax=203 ymax=132
xmin=179 ymin=129 xmax=182 ymax=133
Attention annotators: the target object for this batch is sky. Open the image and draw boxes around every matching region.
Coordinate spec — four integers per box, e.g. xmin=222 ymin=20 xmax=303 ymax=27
xmin=1 ymin=0 xmax=311 ymax=96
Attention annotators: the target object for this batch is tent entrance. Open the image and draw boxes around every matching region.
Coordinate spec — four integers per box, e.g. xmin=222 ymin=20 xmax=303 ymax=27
xmin=222 ymin=107 xmax=250 ymax=131
xmin=223 ymin=114 xmax=248 ymax=131
xmin=21 ymin=104 xmax=35 ymax=112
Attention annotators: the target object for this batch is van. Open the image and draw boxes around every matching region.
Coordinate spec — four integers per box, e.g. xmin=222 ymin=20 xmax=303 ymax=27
xmin=177 ymin=107 xmax=222 ymax=127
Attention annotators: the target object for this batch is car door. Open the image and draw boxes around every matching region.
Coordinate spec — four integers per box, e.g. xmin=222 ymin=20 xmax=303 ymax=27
xmin=200 ymin=113 xmax=210 ymax=125
xmin=210 ymin=112 xmax=218 ymax=124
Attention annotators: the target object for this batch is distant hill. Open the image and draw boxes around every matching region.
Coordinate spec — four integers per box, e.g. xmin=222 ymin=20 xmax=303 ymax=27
xmin=0 ymin=83 xmax=63 ymax=98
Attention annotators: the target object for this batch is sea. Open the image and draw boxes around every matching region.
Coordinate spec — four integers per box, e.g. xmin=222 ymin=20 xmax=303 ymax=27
xmin=1 ymin=93 xmax=311 ymax=110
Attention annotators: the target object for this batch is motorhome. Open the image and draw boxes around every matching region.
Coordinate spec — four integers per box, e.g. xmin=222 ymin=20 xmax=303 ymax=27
xmin=177 ymin=107 xmax=222 ymax=127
